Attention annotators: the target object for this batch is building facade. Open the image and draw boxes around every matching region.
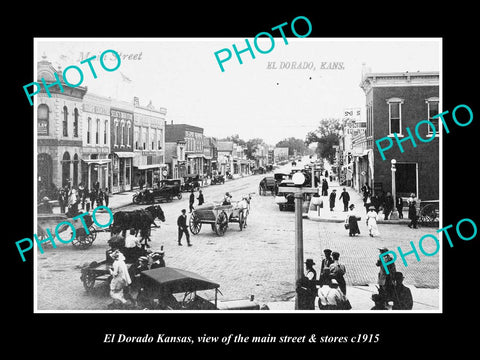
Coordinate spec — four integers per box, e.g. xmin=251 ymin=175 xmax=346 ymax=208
xmin=360 ymin=70 xmax=440 ymax=201
xmin=274 ymin=147 xmax=289 ymax=163
xmin=217 ymin=141 xmax=234 ymax=176
xmin=82 ymin=93 xmax=111 ymax=191
xmin=37 ymin=57 xmax=87 ymax=198
xmin=132 ymin=97 xmax=167 ymax=188
xmin=165 ymin=124 xmax=204 ymax=178
xmin=109 ymin=100 xmax=134 ymax=193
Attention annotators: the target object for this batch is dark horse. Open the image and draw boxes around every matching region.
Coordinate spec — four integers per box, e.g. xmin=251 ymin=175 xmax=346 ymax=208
xmin=110 ymin=205 xmax=166 ymax=237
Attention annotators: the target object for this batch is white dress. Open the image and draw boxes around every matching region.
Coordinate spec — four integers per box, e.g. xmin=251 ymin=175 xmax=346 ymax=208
xmin=366 ymin=210 xmax=380 ymax=236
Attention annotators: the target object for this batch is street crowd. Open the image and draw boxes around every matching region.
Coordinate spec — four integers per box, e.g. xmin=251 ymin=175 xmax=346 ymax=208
xmin=298 ymin=248 xmax=413 ymax=311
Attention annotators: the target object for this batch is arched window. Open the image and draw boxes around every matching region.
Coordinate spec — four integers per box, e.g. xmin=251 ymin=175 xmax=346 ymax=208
xmin=96 ymin=118 xmax=100 ymax=144
xmin=63 ymin=106 xmax=68 ymax=137
xmin=104 ymin=120 xmax=108 ymax=144
xmin=37 ymin=104 xmax=49 ymax=136
xmin=73 ymin=108 xmax=79 ymax=137
xmin=62 ymin=151 xmax=71 ymax=187
xmin=73 ymin=153 xmax=79 ymax=187
xmin=87 ymin=117 xmax=91 ymax=144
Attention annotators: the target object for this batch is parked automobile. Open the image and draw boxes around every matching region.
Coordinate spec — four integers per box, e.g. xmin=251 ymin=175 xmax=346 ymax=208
xmin=133 ymin=179 xmax=182 ymax=204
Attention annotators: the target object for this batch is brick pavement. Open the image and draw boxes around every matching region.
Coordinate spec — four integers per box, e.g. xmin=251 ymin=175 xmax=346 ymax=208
xmin=36 ymin=171 xmax=440 ymax=311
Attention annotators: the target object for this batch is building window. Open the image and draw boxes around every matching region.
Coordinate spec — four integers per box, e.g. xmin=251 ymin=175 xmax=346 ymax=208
xmin=114 ymin=119 xmax=119 ymax=147
xmin=158 ymin=129 xmax=163 ymax=149
xmin=63 ymin=106 xmax=68 ymax=137
xmin=87 ymin=117 xmax=91 ymax=144
xmin=134 ymin=126 xmax=139 ymax=150
xmin=104 ymin=120 xmax=108 ymax=144
xmin=387 ymin=98 xmax=404 ymax=135
xmin=37 ymin=104 xmax=49 ymax=136
xmin=120 ymin=120 xmax=125 ymax=146
xmin=126 ymin=120 xmax=131 ymax=148
xmin=426 ymin=97 xmax=439 ymax=136
xmin=96 ymin=118 xmax=100 ymax=144
xmin=73 ymin=108 xmax=79 ymax=137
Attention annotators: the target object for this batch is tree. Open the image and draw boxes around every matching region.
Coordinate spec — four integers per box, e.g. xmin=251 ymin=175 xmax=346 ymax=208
xmin=221 ymin=134 xmax=246 ymax=146
xmin=275 ymin=137 xmax=308 ymax=156
xmin=305 ymin=118 xmax=344 ymax=163
xmin=245 ymin=138 xmax=264 ymax=160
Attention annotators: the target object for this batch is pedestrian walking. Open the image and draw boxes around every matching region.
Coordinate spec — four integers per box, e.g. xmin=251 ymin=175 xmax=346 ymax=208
xmin=319 ymin=249 xmax=334 ymax=286
xmin=396 ymin=196 xmax=404 ymax=219
xmin=407 ymin=193 xmax=418 ymax=229
xmin=346 ymin=204 xmax=361 ymax=236
xmin=366 ymin=206 xmax=380 ymax=237
xmin=108 ymin=250 xmax=132 ymax=308
xmin=364 ymin=191 xmax=372 ymax=214
xmin=392 ymin=272 xmax=413 ymax=310
xmin=89 ymin=188 xmax=97 ymax=210
xmin=376 ymin=247 xmax=397 ymax=306
xmin=177 ymin=209 xmax=191 ymax=246
xmin=97 ymin=189 xmax=104 ymax=207
xmin=321 ymin=179 xmax=329 ymax=196
xmin=383 ymin=192 xmax=394 ymax=220
xmin=189 ymin=190 xmax=195 ymax=213
xmin=197 ymin=190 xmax=204 ymax=206
xmin=104 ymin=187 xmax=110 ymax=207
xmin=329 ymin=189 xmax=337 ymax=211
xmin=329 ymin=251 xmax=347 ymax=295
xmin=338 ymin=187 xmax=350 ymax=212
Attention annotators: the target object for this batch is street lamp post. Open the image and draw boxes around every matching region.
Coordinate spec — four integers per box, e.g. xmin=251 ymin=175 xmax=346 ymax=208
xmin=282 ymin=172 xmax=319 ymax=310
xmin=390 ymin=159 xmax=399 ymax=220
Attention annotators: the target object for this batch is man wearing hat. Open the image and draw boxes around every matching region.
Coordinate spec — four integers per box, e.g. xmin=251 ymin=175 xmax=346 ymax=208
xmin=392 ymin=272 xmax=413 ymax=310
xmin=319 ymin=249 xmax=334 ymax=286
xmin=296 ymin=258 xmax=318 ymax=310
xmin=329 ymin=189 xmax=337 ymax=211
xmin=177 ymin=209 xmax=191 ymax=246
xmin=338 ymin=187 xmax=350 ymax=212
xmin=376 ymin=248 xmax=397 ymax=305
xmin=318 ymin=279 xmax=347 ymax=310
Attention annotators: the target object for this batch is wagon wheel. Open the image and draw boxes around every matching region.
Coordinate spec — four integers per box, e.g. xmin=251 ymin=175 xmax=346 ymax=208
xmin=258 ymin=185 xmax=262 ymax=195
xmin=81 ymin=272 xmax=96 ymax=292
xmin=238 ymin=211 xmax=245 ymax=231
xmin=189 ymin=213 xmax=202 ymax=235
xmin=133 ymin=194 xmax=140 ymax=204
xmin=419 ymin=204 xmax=438 ymax=224
xmin=89 ymin=225 xmax=97 ymax=241
xmin=177 ymin=193 xmax=183 ymax=200
xmin=214 ymin=211 xmax=229 ymax=236
xmin=72 ymin=232 xmax=95 ymax=249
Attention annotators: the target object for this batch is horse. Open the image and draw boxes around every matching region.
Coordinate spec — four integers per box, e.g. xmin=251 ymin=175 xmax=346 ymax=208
xmin=111 ymin=205 xmax=165 ymax=237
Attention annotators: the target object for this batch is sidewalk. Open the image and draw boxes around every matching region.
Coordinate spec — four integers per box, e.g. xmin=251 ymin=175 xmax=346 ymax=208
xmin=307 ymin=180 xmax=410 ymax=224
xmin=266 ymin=283 xmax=439 ymax=311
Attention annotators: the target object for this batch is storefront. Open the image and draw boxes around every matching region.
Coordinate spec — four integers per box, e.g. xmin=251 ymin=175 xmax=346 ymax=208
xmin=109 ymin=152 xmax=133 ymax=193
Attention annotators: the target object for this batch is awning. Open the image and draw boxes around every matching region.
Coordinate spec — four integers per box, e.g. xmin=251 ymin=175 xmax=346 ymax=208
xmin=114 ymin=152 xmax=135 ymax=158
xmin=136 ymin=163 xmax=168 ymax=170
xmin=82 ymin=159 xmax=111 ymax=165
xmin=187 ymin=153 xmax=204 ymax=158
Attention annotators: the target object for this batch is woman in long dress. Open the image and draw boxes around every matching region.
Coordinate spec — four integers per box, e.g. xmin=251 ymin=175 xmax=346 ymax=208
xmin=366 ymin=206 xmax=380 ymax=237
xmin=347 ymin=204 xmax=361 ymax=236
xmin=109 ymin=250 xmax=132 ymax=306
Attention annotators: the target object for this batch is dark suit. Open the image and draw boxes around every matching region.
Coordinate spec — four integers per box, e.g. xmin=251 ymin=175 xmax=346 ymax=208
xmin=339 ymin=190 xmax=350 ymax=211
xmin=177 ymin=214 xmax=190 ymax=245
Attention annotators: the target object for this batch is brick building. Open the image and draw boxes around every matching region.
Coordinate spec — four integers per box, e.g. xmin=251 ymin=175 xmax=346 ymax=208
xmin=360 ymin=70 xmax=439 ymax=201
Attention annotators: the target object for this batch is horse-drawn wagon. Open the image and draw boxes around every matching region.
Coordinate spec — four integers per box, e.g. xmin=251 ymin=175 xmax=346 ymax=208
xmin=189 ymin=200 xmax=248 ymax=236
xmin=258 ymin=176 xmax=277 ymax=196
xmin=37 ymin=211 xmax=104 ymax=250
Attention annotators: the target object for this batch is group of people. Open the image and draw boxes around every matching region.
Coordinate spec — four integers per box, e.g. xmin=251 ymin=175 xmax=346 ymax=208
xmin=298 ymin=247 xmax=414 ymax=310
xmin=298 ymin=249 xmax=349 ymax=310
xmin=57 ymin=181 xmax=109 ymax=216
xmin=189 ymin=189 xmax=205 ymax=212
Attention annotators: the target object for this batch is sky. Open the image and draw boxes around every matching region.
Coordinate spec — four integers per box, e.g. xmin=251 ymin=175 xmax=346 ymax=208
xmin=36 ymin=38 xmax=441 ymax=145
